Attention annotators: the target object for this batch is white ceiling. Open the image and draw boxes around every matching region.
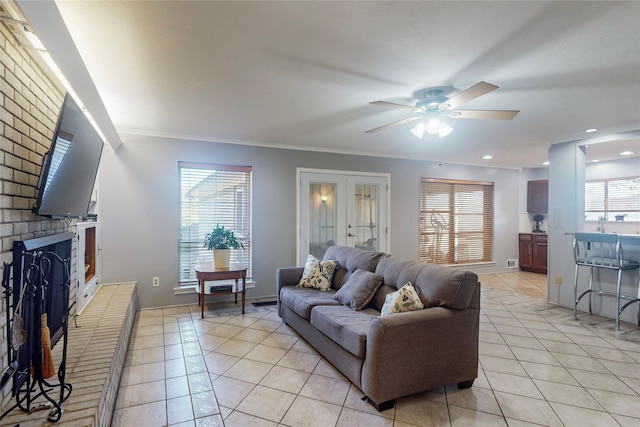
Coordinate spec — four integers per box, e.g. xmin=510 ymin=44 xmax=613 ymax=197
xmin=12 ymin=1 xmax=640 ymax=168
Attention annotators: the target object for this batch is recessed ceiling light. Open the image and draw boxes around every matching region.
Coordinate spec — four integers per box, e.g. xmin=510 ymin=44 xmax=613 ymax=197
xmin=542 ymin=161 xmax=550 ymax=166
xmin=482 ymin=155 xmax=493 ymax=160
xmin=620 ymin=151 xmax=634 ymax=156
xmin=585 ymin=128 xmax=597 ymax=133
xmin=591 ymin=159 xmax=600 ymax=163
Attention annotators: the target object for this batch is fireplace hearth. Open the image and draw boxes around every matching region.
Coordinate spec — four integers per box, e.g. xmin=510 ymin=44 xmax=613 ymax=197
xmin=1 ymin=232 xmax=74 ymax=423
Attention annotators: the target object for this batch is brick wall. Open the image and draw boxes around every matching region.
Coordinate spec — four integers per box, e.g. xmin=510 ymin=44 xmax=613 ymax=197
xmin=0 ymin=22 xmax=78 ymax=402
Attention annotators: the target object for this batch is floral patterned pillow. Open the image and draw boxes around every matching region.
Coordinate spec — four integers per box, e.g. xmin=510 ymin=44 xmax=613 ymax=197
xmin=297 ymin=255 xmax=339 ymax=291
xmin=381 ymin=282 xmax=424 ymax=316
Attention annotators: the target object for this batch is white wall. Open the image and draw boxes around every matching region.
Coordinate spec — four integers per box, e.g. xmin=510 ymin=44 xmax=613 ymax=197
xmin=98 ymin=134 xmax=521 ymax=308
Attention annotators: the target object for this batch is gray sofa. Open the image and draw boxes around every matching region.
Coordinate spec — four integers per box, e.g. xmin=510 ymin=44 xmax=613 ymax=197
xmin=276 ymin=245 xmax=480 ymax=411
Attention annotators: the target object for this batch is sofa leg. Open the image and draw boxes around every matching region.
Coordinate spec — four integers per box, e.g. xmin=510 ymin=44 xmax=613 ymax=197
xmin=365 ymin=397 xmax=396 ymax=412
xmin=457 ymin=379 xmax=475 ymax=389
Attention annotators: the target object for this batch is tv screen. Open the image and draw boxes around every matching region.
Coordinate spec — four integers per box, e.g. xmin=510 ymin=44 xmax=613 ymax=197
xmin=33 ymin=93 xmax=104 ymax=219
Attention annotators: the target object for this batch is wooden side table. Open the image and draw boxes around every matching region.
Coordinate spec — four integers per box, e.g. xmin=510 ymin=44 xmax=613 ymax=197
xmin=195 ymin=262 xmax=247 ymax=318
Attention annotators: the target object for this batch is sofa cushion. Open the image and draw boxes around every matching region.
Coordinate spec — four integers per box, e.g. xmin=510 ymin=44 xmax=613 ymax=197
xmin=414 ymin=265 xmax=479 ymax=309
xmin=381 ymin=282 xmax=424 ymax=316
xmin=280 ymin=286 xmax=341 ymax=320
xmin=311 ymin=305 xmax=378 ymax=358
xmin=297 ymin=254 xmax=338 ymax=291
xmin=323 ymin=245 xmax=385 ymax=289
xmin=333 ymin=269 xmax=384 ymax=310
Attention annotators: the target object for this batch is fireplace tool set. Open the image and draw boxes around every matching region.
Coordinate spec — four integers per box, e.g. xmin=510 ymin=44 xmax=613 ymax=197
xmin=1 ymin=233 xmax=74 ymax=423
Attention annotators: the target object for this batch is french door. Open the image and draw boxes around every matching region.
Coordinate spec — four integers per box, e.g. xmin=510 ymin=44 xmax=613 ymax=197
xmin=298 ymin=169 xmax=389 ymax=265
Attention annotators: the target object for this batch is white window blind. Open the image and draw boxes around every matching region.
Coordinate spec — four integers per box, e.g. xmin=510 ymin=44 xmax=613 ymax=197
xmin=585 ymin=176 xmax=640 ymax=222
xmin=419 ymin=178 xmax=493 ymax=264
xmin=179 ymin=162 xmax=252 ymax=284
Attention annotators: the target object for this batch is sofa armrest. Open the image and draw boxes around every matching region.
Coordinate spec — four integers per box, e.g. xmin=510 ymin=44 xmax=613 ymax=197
xmin=276 ymin=267 xmax=304 ymax=315
xmin=362 ymin=306 xmax=479 ymax=404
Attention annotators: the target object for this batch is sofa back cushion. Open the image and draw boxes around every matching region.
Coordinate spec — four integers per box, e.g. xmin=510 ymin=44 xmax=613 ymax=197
xmin=323 ymin=245 xmax=385 ymax=289
xmin=374 ymin=254 xmax=478 ymax=310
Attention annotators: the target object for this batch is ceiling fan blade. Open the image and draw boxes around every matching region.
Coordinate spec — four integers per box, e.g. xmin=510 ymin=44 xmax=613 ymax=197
xmin=370 ymin=101 xmax=423 ymax=112
xmin=365 ymin=116 xmax=422 ymax=133
xmin=447 ymin=109 xmax=519 ymax=120
xmin=438 ymin=81 xmax=498 ymax=110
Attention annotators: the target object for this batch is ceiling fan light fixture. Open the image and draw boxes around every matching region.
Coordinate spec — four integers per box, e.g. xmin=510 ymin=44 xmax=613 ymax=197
xmin=410 ymin=121 xmax=426 ymax=139
xmin=438 ymin=123 xmax=453 ymax=138
xmin=425 ymin=117 xmax=444 ymax=135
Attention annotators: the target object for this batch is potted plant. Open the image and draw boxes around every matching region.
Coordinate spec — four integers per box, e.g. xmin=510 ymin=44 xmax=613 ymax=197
xmin=203 ymin=224 xmax=244 ymax=268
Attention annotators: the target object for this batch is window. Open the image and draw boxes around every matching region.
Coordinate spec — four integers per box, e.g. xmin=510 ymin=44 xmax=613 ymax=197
xmin=179 ymin=162 xmax=252 ymax=284
xmin=585 ymin=176 xmax=640 ymax=222
xmin=419 ymin=178 xmax=493 ymax=265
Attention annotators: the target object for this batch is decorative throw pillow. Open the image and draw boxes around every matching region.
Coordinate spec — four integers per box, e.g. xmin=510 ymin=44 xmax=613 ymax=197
xmin=297 ymin=255 xmax=338 ymax=291
xmin=333 ymin=269 xmax=384 ymax=310
xmin=381 ymin=282 xmax=424 ymax=316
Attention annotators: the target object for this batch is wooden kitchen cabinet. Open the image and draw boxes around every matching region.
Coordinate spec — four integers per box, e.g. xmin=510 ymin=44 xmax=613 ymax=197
xmin=519 ymin=233 xmax=547 ymax=274
xmin=527 ymin=180 xmax=548 ymax=213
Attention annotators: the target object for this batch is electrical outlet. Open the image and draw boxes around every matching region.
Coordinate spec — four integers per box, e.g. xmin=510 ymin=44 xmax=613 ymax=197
xmin=153 ymin=277 xmax=160 ymax=287
xmin=555 ymin=275 xmax=563 ymax=285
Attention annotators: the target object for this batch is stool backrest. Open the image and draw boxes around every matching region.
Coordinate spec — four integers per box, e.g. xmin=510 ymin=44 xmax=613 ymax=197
xmin=573 ymin=232 xmax=622 ymax=268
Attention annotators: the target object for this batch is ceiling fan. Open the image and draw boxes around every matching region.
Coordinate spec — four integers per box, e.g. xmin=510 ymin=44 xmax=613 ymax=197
xmin=366 ymin=81 xmax=519 ymax=138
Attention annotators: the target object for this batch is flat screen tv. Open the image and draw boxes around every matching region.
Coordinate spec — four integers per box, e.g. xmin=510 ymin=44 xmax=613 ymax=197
xmin=32 ymin=93 xmax=104 ymax=219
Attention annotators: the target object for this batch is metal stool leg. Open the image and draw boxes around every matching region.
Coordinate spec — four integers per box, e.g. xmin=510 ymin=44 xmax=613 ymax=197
xmin=573 ymin=264 xmax=579 ymax=320
xmin=615 ymin=269 xmax=623 ymax=331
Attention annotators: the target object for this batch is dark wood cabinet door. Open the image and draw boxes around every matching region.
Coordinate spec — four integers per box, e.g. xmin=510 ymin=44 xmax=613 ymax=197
xmin=518 ymin=234 xmax=533 ymax=269
xmin=527 ymin=180 xmax=548 ymax=213
xmin=532 ymin=234 xmax=548 ymax=274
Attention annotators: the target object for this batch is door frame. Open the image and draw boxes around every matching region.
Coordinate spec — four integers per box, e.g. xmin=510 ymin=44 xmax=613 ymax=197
xmin=296 ymin=168 xmax=391 ymax=265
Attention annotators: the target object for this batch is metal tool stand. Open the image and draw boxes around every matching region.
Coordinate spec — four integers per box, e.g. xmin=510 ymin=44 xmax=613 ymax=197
xmin=1 ymin=247 xmax=73 ymax=423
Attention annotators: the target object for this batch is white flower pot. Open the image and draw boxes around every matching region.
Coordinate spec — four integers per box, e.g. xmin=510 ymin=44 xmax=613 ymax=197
xmin=213 ymin=249 xmax=231 ymax=269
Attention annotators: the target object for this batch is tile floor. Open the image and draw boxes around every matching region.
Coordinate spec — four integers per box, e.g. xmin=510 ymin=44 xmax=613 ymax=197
xmin=113 ymin=273 xmax=640 ymax=426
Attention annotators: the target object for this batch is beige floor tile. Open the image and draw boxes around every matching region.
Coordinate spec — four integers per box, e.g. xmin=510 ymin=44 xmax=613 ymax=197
xmin=478 ymin=342 xmax=516 ymax=359
xmin=277 ymin=349 xmax=321 ymax=372
xmin=164 ymin=331 xmax=182 ymax=345
xmin=243 ymin=343 xmax=288 ymax=364
xmin=248 ymin=319 xmax=282 ymax=332
xmin=550 ymin=402 xmax=620 ymax=427
xmin=484 ymin=371 xmax=543 ymax=399
xmin=111 ymin=400 xmax=167 ymax=427
xmin=551 ymin=352 xmax=610 ymax=373
xmin=519 ymin=361 xmax=579 ymax=385
xmin=259 ymin=365 xmax=310 ymax=394
xmin=568 ymin=368 xmax=636 ymax=394
xmin=281 ymin=395 xmax=342 ymax=427
xmin=212 ymin=376 xmax=255 ymax=409
xmin=125 ymin=347 xmax=165 ymax=366
xmin=188 ymin=372 xmax=213 ymax=394
xmin=213 ymin=338 xmax=257 ymax=357
xmin=235 ymin=385 xmax=296 ymax=422
xmin=343 ymin=385 xmax=395 ymax=419
xmin=166 ymin=357 xmax=187 ymax=378
xmin=120 ymin=361 xmax=165 ymax=386
xmin=232 ymin=327 xmax=270 ymax=343
xmin=165 ymin=343 xmax=185 ymax=360
xmin=493 ymin=391 xmax=563 ymax=426
xmin=510 ymin=346 xmax=561 ymax=366
xmin=479 ymin=355 xmax=527 ymax=376
xmin=501 ymin=334 xmax=546 ymax=351
xmin=183 ymin=341 xmax=203 ymax=357
xmin=612 ymin=413 xmax=640 ymax=427
xmin=260 ymin=332 xmax=299 ymax=349
xmin=115 ymin=379 xmax=166 ymax=409
xmin=533 ymin=379 xmax=604 ymax=410
xmin=225 ymin=315 xmax=259 ymax=328
xmin=194 ymin=414 xmax=224 ymax=426
xmin=167 ymin=395 xmax=194 ymax=425
xmin=448 ymin=405 xmax=508 ymax=427
xmin=209 ymin=323 xmax=245 ymax=338
xmin=313 ymin=358 xmax=348 ymax=380
xmin=300 ymin=374 xmax=351 ymax=406
xmin=223 ymin=358 xmax=273 ymax=384
xmin=185 ymin=355 xmax=208 ymax=375
xmin=129 ymin=333 xmax=165 ymax=351
xmin=586 ymin=388 xmax=640 ymax=418
xmin=336 ymin=407 xmax=394 ymax=427
xmin=198 ymin=333 xmax=229 ymax=352
xmin=204 ymin=351 xmax=240 ymax=375
xmin=394 ymin=395 xmax=450 ymax=426
xmin=191 ymin=390 xmax=219 ymax=418
xmin=167 ymin=375 xmax=190 ymax=399
xmin=224 ymin=410 xmax=277 ymax=427
xmin=444 ymin=384 xmax=502 ymax=415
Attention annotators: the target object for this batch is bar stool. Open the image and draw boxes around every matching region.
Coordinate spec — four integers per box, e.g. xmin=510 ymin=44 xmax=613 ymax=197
xmin=573 ymin=232 xmax=640 ymax=330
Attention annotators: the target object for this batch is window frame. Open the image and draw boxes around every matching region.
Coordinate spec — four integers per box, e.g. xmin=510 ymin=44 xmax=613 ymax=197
xmin=585 ymin=175 xmax=640 ymax=222
xmin=419 ymin=177 xmax=494 ymax=265
xmin=178 ymin=162 xmax=252 ymax=285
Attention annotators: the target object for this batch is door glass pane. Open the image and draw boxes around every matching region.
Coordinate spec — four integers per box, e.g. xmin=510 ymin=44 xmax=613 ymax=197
xmin=353 ymin=184 xmax=379 ymax=251
xmin=309 ymin=183 xmax=337 ymax=260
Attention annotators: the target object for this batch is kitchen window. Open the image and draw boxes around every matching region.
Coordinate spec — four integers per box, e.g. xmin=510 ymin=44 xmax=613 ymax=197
xmin=419 ymin=178 xmax=493 ymax=264
xmin=585 ymin=176 xmax=640 ymax=222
